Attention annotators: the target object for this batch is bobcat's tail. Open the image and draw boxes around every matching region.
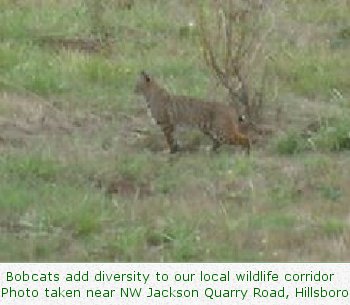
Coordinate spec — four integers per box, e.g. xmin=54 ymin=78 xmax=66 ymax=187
xmin=232 ymin=131 xmax=251 ymax=155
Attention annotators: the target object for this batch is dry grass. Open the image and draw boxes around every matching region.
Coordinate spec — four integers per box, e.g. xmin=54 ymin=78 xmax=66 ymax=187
xmin=0 ymin=0 xmax=349 ymax=262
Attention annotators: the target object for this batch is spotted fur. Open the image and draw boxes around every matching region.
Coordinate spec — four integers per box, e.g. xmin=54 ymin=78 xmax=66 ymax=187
xmin=134 ymin=71 xmax=251 ymax=154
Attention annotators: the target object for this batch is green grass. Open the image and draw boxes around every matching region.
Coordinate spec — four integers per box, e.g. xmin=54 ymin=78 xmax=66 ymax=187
xmin=322 ymin=218 xmax=347 ymax=237
xmin=272 ymin=116 xmax=350 ymax=155
xmin=275 ymin=48 xmax=350 ymax=98
xmin=273 ymin=131 xmax=307 ymax=155
xmin=0 ymin=0 xmax=350 ymax=262
xmin=312 ymin=118 xmax=350 ymax=151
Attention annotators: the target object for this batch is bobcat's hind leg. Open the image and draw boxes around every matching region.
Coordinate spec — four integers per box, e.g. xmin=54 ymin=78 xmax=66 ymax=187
xmin=160 ymin=123 xmax=179 ymax=153
xmin=211 ymin=138 xmax=221 ymax=152
xmin=202 ymin=129 xmax=221 ymax=152
xmin=229 ymin=131 xmax=251 ymax=155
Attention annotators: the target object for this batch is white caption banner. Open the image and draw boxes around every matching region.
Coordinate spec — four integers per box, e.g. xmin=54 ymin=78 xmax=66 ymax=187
xmin=0 ymin=263 xmax=349 ymax=305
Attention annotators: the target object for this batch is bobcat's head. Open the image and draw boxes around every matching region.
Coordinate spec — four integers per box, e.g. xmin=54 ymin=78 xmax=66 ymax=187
xmin=134 ymin=71 xmax=152 ymax=95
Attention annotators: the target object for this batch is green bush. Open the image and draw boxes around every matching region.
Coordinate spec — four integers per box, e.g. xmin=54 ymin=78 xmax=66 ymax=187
xmin=274 ymin=118 xmax=350 ymax=154
xmin=311 ymin=118 xmax=350 ymax=151
xmin=274 ymin=131 xmax=308 ymax=155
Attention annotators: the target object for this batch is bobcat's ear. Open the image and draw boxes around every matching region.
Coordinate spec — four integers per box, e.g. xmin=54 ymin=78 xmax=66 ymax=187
xmin=141 ymin=71 xmax=151 ymax=82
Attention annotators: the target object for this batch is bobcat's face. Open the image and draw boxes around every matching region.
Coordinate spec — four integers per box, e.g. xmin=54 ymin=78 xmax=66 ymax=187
xmin=134 ymin=71 xmax=151 ymax=95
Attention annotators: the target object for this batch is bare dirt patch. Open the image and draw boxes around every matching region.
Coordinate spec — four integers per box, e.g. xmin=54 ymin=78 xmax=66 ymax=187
xmin=0 ymin=92 xmax=105 ymax=151
xmin=35 ymin=35 xmax=115 ymax=54
xmin=106 ymin=177 xmax=152 ymax=199
xmin=0 ymin=92 xmax=72 ymax=134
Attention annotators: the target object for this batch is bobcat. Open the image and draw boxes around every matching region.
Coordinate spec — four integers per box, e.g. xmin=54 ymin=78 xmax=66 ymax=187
xmin=134 ymin=71 xmax=251 ymax=154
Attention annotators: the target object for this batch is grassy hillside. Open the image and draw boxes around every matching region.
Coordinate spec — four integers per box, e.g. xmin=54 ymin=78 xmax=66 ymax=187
xmin=0 ymin=0 xmax=349 ymax=261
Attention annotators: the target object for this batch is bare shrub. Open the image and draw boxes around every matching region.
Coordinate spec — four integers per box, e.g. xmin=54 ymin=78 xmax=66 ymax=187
xmin=197 ymin=0 xmax=276 ymax=122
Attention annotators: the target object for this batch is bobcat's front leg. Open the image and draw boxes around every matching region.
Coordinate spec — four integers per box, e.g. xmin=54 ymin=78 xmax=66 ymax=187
xmin=160 ymin=123 xmax=179 ymax=153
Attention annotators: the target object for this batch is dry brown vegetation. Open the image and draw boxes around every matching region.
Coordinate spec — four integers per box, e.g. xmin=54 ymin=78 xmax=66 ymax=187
xmin=198 ymin=0 xmax=276 ymax=122
xmin=0 ymin=0 xmax=349 ymax=261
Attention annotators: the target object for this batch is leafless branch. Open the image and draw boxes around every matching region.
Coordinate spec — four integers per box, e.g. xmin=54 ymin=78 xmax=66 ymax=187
xmin=197 ymin=0 xmax=276 ymax=122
